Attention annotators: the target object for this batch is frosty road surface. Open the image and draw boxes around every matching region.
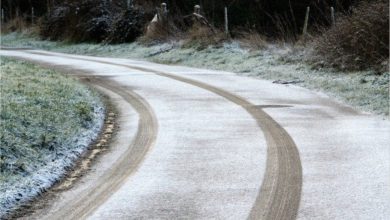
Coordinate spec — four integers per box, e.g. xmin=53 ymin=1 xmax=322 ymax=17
xmin=1 ymin=49 xmax=389 ymax=220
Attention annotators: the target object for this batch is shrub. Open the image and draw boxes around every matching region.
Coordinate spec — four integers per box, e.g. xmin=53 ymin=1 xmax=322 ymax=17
xmin=235 ymin=30 xmax=267 ymax=50
xmin=183 ymin=25 xmax=228 ymax=49
xmin=40 ymin=6 xmax=70 ymax=41
xmin=105 ymin=7 xmax=150 ymax=44
xmin=140 ymin=13 xmax=182 ymax=44
xmin=312 ymin=0 xmax=389 ymax=72
xmin=41 ymin=1 xmax=152 ymax=43
xmin=41 ymin=0 xmax=116 ymax=42
xmin=80 ymin=14 xmax=112 ymax=43
xmin=1 ymin=17 xmax=27 ymax=33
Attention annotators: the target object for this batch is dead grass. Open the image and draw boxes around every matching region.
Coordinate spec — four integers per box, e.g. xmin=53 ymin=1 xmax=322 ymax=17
xmin=1 ymin=17 xmax=27 ymax=34
xmin=1 ymin=16 xmax=42 ymax=37
xmin=140 ymin=21 xmax=174 ymax=44
xmin=312 ymin=0 xmax=389 ymax=72
xmin=236 ymin=30 xmax=267 ymax=50
xmin=183 ymin=25 xmax=228 ymax=49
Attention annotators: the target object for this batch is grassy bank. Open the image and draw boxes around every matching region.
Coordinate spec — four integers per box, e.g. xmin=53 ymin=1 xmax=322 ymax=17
xmin=0 ymin=57 xmax=105 ymax=216
xmin=1 ymin=32 xmax=389 ymax=116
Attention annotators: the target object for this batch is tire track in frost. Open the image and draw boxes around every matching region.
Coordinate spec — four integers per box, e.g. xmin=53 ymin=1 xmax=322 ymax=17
xmin=45 ymin=77 xmax=158 ymax=220
xmin=26 ymin=50 xmax=302 ymax=220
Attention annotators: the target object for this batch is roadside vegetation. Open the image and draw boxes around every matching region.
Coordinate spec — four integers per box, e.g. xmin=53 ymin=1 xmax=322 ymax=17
xmin=0 ymin=58 xmax=104 ymax=216
xmin=0 ymin=0 xmax=388 ymax=216
xmin=2 ymin=30 xmax=389 ymax=116
xmin=2 ymin=0 xmax=387 ymax=70
xmin=311 ymin=0 xmax=388 ymax=72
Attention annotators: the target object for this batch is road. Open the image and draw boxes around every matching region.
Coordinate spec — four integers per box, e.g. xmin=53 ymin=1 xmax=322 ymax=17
xmin=1 ymin=49 xmax=389 ymax=220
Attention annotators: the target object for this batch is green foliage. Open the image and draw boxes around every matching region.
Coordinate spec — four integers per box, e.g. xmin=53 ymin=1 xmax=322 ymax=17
xmin=75 ymin=101 xmax=93 ymax=127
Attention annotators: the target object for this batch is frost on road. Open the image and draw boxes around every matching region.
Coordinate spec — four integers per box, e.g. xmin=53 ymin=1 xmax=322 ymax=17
xmin=0 ymin=49 xmax=389 ymax=220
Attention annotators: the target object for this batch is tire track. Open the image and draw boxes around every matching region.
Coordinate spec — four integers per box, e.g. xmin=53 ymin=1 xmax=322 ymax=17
xmin=24 ymin=51 xmax=302 ymax=220
xmin=44 ymin=77 xmax=158 ymax=220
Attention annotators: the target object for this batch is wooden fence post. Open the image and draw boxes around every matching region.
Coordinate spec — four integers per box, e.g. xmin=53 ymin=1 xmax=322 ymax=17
xmin=31 ymin=7 xmax=35 ymax=24
xmin=1 ymin=8 xmax=4 ymax=24
xmin=47 ymin=0 xmax=51 ymax=15
xmin=15 ymin=8 xmax=21 ymax=30
xmin=224 ymin=7 xmax=229 ymax=35
xmin=302 ymin=6 xmax=310 ymax=37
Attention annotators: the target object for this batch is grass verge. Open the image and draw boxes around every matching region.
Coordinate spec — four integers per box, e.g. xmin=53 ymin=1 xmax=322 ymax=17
xmin=0 ymin=57 xmax=105 ymax=216
xmin=1 ymin=32 xmax=389 ymax=117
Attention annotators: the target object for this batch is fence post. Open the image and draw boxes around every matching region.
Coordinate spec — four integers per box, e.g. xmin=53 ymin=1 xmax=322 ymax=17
xmin=302 ymin=6 xmax=310 ymax=37
xmin=15 ymin=8 xmax=20 ymax=30
xmin=224 ymin=6 xmax=229 ymax=35
xmin=330 ymin=7 xmax=335 ymax=26
xmin=47 ymin=0 xmax=51 ymax=15
xmin=31 ymin=7 xmax=34 ymax=24
xmin=1 ymin=8 xmax=4 ymax=24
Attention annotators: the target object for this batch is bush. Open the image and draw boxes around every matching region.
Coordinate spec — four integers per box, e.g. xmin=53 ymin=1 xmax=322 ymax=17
xmin=40 ymin=6 xmax=70 ymax=41
xmin=105 ymin=7 xmax=150 ymax=44
xmin=140 ymin=13 xmax=182 ymax=44
xmin=41 ymin=1 xmax=151 ymax=43
xmin=80 ymin=13 xmax=112 ymax=42
xmin=235 ymin=30 xmax=267 ymax=50
xmin=41 ymin=0 xmax=116 ymax=42
xmin=312 ymin=0 xmax=389 ymax=72
xmin=1 ymin=17 xmax=27 ymax=33
xmin=183 ymin=25 xmax=228 ymax=49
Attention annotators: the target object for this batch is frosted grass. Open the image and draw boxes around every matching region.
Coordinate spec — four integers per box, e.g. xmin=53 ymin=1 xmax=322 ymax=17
xmin=1 ymin=32 xmax=388 ymax=116
xmin=0 ymin=58 xmax=105 ymax=216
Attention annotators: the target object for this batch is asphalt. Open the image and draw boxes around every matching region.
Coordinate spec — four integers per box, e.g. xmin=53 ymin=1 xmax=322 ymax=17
xmin=1 ymin=49 xmax=389 ymax=220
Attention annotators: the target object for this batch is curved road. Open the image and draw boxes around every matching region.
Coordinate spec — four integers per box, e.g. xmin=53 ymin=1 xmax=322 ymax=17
xmin=1 ymin=49 xmax=389 ymax=220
